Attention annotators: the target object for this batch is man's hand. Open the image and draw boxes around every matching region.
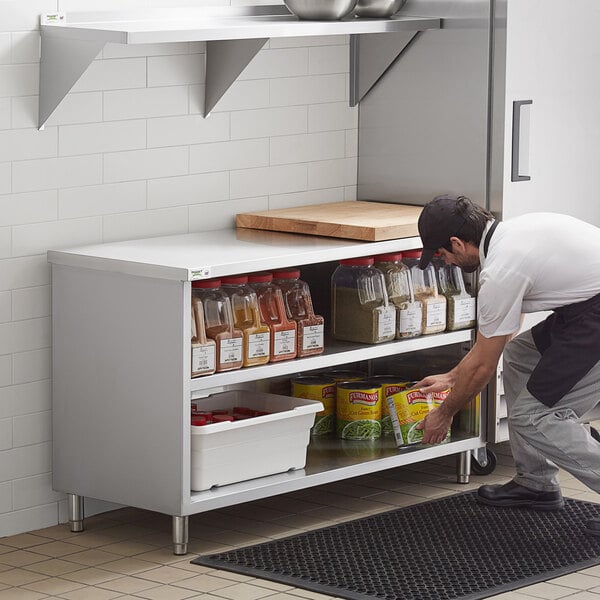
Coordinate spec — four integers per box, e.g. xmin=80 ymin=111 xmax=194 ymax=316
xmin=416 ymin=405 xmax=453 ymax=445
xmin=415 ymin=372 xmax=455 ymax=394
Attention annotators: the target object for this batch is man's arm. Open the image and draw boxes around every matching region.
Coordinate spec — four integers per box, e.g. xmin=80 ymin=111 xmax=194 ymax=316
xmin=416 ymin=331 xmax=511 ymax=444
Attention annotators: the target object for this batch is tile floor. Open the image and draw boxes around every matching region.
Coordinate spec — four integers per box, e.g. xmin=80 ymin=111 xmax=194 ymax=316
xmin=1 ymin=442 xmax=600 ymax=600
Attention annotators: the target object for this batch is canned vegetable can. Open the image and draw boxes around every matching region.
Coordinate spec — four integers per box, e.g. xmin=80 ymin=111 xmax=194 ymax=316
xmin=387 ymin=385 xmax=451 ymax=446
xmin=364 ymin=376 xmax=409 ymax=436
xmin=291 ymin=376 xmax=336 ymax=436
xmin=336 ymin=381 xmax=382 ymax=440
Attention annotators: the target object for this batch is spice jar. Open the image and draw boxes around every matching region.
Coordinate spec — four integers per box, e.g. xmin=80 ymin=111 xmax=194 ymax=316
xmin=374 ymin=252 xmax=422 ymax=339
xmin=331 ymin=257 xmax=396 ymax=344
xmin=438 ymin=264 xmax=476 ymax=331
xmin=190 ymin=299 xmax=216 ymax=377
xmin=272 ymin=268 xmax=325 ymax=357
xmin=221 ymin=275 xmax=270 ymax=367
xmin=248 ymin=272 xmax=297 ymax=362
xmin=402 ymin=250 xmax=446 ymax=335
xmin=192 ymin=279 xmax=243 ymax=372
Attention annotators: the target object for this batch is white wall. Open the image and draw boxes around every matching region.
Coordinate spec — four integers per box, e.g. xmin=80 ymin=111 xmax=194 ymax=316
xmin=0 ymin=0 xmax=358 ymax=537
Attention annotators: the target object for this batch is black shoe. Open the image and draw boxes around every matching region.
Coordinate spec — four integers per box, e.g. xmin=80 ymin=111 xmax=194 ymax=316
xmin=476 ymin=480 xmax=564 ymax=511
xmin=584 ymin=518 xmax=600 ymax=537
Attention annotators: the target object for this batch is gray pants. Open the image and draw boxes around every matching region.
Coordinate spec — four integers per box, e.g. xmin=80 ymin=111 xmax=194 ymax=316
xmin=503 ymin=329 xmax=600 ymax=493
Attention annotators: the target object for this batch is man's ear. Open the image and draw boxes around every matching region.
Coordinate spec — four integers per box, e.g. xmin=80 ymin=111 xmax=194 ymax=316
xmin=449 ymin=236 xmax=466 ymax=252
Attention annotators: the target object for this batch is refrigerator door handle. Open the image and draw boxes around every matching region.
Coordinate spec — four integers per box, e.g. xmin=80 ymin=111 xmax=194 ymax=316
xmin=511 ymin=99 xmax=533 ymax=182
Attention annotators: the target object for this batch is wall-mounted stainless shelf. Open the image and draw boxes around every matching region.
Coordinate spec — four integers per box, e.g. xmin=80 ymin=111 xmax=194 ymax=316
xmin=39 ymin=5 xmax=441 ymax=128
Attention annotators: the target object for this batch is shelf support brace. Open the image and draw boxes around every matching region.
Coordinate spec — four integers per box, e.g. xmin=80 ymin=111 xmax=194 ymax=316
xmin=39 ymin=33 xmax=105 ymax=129
xmin=349 ymin=30 xmax=421 ymax=106
xmin=204 ymin=38 xmax=268 ymax=117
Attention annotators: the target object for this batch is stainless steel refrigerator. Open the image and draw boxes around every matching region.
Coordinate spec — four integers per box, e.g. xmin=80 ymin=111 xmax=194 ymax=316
xmin=356 ymin=0 xmax=600 ymax=445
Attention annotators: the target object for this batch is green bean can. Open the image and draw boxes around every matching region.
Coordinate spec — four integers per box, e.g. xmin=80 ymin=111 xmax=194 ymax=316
xmin=336 ymin=381 xmax=382 ymax=439
xmin=291 ymin=376 xmax=336 ymax=436
xmin=363 ymin=376 xmax=409 ymax=436
xmin=322 ymin=369 xmax=367 ymax=382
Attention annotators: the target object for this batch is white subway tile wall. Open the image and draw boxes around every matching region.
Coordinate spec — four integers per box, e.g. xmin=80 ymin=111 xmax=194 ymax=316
xmin=0 ymin=0 xmax=359 ymax=537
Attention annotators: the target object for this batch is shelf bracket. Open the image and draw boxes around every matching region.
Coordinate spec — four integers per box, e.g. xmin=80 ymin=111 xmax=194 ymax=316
xmin=204 ymin=38 xmax=269 ymax=117
xmin=39 ymin=33 xmax=105 ymax=129
xmin=349 ymin=30 xmax=421 ymax=106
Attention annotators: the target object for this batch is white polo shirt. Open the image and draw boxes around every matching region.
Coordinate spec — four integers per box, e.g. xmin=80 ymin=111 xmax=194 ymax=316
xmin=477 ymin=213 xmax=600 ymax=338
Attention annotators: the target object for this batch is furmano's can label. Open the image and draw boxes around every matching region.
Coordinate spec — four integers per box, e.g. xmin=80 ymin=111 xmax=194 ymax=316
xmin=336 ymin=382 xmax=382 ymax=440
xmin=292 ymin=376 xmax=336 ymax=436
xmin=387 ymin=386 xmax=451 ymax=446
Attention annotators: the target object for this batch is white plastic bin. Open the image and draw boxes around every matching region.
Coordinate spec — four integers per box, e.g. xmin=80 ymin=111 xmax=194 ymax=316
xmin=191 ymin=390 xmax=323 ymax=491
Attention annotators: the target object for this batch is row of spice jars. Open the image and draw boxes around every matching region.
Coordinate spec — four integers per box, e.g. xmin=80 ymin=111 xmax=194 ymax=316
xmin=191 ymin=269 xmax=324 ymax=377
xmin=330 ymin=251 xmax=475 ymax=345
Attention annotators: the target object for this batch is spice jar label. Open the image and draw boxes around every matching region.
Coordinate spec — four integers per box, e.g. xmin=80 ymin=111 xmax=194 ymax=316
xmin=399 ymin=304 xmax=422 ymax=334
xmin=220 ymin=337 xmax=243 ymax=364
xmin=377 ymin=305 xmax=396 ymax=339
xmin=302 ymin=324 xmax=324 ymax=351
xmin=453 ymin=297 xmax=476 ymax=324
xmin=274 ymin=329 xmax=296 ymax=356
xmin=247 ymin=331 xmax=270 ymax=359
xmin=425 ymin=301 xmax=446 ymax=328
xmin=192 ymin=345 xmax=216 ymax=373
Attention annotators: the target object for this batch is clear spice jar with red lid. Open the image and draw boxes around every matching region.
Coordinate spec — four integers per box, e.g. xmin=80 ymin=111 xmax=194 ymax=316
xmin=271 ymin=268 xmax=324 ymax=357
xmin=190 ymin=297 xmax=217 ymax=377
xmin=247 ymin=272 xmax=297 ymax=362
xmin=331 ymin=257 xmax=396 ymax=344
xmin=221 ymin=275 xmax=270 ymax=367
xmin=192 ymin=279 xmax=243 ymax=372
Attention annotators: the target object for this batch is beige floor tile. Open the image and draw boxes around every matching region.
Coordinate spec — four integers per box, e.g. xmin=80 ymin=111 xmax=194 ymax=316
xmin=132 ymin=585 xmax=200 ymax=599
xmin=0 ymin=589 xmax=48 ymax=599
xmin=0 ymin=568 xmax=48 ymax=586
xmin=1 ymin=535 xmax=52 ymax=550
xmin=248 ymin=580 xmax=293 ymax=592
xmin=515 ymin=581 xmax=579 ymax=598
xmin=136 ymin=549 xmax=192 ymax=566
xmin=96 ymin=574 xmax=160 ymax=593
xmin=168 ymin=561 xmax=213 ymax=574
xmin=135 ymin=566 xmax=199 ymax=585
xmin=57 ymin=586 xmax=122 ymax=600
xmin=549 ymin=573 xmax=600 ymax=590
xmin=0 ymin=550 xmax=47 ymax=568
xmin=98 ymin=557 xmax=159 ymax=575
xmin=24 ymin=541 xmax=87 ymax=558
xmin=204 ymin=570 xmax=252 ymax=584
xmin=98 ymin=541 xmax=158 ymax=557
xmin=63 ymin=549 xmax=123 ymax=567
xmin=56 ymin=533 xmax=119 ymax=549
xmin=24 ymin=558 xmax=86 ymax=577
xmin=60 ymin=567 xmax=122 ymax=585
xmin=208 ymin=582 xmax=277 ymax=600
xmin=30 ymin=525 xmax=77 ymax=541
xmin=0 ymin=565 xmax=11 ymax=574
xmin=551 ymin=593 xmax=600 ymax=600
xmin=0 ymin=546 xmax=13 ymax=556
xmin=23 ymin=576 xmax=85 ymax=595
xmin=173 ymin=573 xmax=237 ymax=593
xmin=488 ymin=592 xmax=542 ymax=599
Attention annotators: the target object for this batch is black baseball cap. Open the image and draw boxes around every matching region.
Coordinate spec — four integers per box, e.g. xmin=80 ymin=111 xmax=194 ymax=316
xmin=417 ymin=195 xmax=468 ymax=269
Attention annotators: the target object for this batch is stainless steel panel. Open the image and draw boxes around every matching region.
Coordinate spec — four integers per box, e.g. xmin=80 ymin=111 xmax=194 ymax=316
xmin=357 ymin=0 xmax=491 ymax=207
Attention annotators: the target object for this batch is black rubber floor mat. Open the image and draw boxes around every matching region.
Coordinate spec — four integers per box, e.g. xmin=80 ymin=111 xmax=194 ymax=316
xmin=192 ymin=491 xmax=600 ymax=600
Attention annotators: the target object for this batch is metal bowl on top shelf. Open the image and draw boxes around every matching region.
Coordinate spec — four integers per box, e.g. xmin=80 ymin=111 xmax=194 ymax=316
xmin=354 ymin=0 xmax=407 ymax=18
xmin=284 ymin=0 xmax=358 ymax=20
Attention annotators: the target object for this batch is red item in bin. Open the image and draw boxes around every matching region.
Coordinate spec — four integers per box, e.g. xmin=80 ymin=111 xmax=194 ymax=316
xmin=191 ymin=415 xmax=208 ymax=426
xmin=212 ymin=414 xmax=235 ymax=423
xmin=212 ymin=409 xmax=229 ymax=415
xmin=233 ymin=406 xmax=256 ymax=416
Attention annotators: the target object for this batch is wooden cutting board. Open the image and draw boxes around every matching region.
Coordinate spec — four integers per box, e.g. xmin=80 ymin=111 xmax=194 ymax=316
xmin=236 ymin=201 xmax=423 ymax=242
